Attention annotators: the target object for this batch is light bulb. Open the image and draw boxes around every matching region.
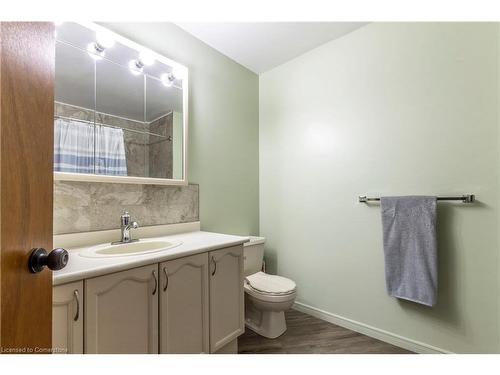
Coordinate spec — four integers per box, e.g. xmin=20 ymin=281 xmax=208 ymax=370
xmin=139 ymin=50 xmax=155 ymax=66
xmin=171 ymin=66 xmax=186 ymax=81
xmin=161 ymin=73 xmax=174 ymax=87
xmin=87 ymin=42 xmax=104 ymax=60
xmin=128 ymin=60 xmax=143 ymax=76
xmin=96 ymin=30 xmax=115 ymax=49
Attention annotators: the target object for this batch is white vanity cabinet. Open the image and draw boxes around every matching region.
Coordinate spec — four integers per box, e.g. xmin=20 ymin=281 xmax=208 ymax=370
xmin=84 ymin=264 xmax=159 ymax=354
xmin=159 ymin=253 xmax=210 ymax=353
xmin=52 ymin=281 xmax=84 ymax=354
xmin=52 ymin=243 xmax=245 ymax=354
xmin=209 ymin=245 xmax=245 ymax=353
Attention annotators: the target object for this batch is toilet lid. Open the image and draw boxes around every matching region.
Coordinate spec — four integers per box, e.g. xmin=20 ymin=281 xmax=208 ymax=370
xmin=245 ymin=272 xmax=296 ymax=295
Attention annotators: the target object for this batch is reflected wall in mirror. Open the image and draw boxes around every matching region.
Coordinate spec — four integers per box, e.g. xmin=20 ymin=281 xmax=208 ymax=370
xmin=54 ymin=22 xmax=188 ymax=184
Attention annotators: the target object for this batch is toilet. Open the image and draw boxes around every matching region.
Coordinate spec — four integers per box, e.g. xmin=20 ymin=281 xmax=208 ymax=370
xmin=243 ymin=236 xmax=297 ymax=339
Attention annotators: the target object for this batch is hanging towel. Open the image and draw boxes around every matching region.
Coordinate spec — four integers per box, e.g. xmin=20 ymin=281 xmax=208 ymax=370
xmin=95 ymin=125 xmax=128 ymax=176
xmin=54 ymin=118 xmax=95 ymax=174
xmin=380 ymin=196 xmax=438 ymax=307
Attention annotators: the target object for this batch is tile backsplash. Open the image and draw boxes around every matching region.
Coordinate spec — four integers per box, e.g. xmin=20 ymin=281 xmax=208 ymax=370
xmin=54 ymin=181 xmax=199 ymax=234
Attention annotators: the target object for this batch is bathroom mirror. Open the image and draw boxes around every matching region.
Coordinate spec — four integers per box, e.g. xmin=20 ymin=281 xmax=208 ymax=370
xmin=54 ymin=22 xmax=188 ymax=185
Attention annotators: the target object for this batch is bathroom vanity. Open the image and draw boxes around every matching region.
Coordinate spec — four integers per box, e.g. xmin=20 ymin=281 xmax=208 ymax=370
xmin=49 ymin=23 xmax=246 ymax=354
xmin=52 ymin=225 xmax=247 ymax=354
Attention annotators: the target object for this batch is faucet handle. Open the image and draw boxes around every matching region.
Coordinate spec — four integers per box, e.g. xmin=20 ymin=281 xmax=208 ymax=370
xmin=120 ymin=211 xmax=131 ymax=226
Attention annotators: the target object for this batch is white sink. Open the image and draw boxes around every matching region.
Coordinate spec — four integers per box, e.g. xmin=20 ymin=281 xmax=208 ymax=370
xmin=79 ymin=240 xmax=182 ymax=258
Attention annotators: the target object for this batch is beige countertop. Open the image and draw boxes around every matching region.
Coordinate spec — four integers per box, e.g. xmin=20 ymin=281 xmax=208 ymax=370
xmin=53 ymin=229 xmax=249 ymax=286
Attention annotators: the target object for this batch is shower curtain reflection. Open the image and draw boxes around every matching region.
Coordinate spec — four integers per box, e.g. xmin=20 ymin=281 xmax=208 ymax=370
xmin=54 ymin=118 xmax=128 ymax=176
xmin=54 ymin=118 xmax=94 ymax=174
xmin=95 ymin=125 xmax=128 ymax=176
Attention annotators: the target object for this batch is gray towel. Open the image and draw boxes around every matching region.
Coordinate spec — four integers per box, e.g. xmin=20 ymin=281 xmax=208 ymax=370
xmin=380 ymin=196 xmax=438 ymax=307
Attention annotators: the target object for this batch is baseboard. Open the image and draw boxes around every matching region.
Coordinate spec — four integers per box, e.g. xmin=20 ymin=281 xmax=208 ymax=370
xmin=292 ymin=301 xmax=453 ymax=354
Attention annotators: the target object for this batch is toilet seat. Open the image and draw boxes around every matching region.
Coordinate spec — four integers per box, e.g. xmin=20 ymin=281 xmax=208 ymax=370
xmin=245 ymin=272 xmax=296 ymax=296
xmin=244 ymin=282 xmax=297 ymax=303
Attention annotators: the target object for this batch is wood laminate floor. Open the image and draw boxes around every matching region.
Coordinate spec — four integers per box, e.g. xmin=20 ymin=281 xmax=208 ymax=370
xmin=238 ymin=309 xmax=413 ymax=354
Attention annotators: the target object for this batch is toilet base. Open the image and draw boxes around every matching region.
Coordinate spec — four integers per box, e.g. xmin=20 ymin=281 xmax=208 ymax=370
xmin=245 ymin=310 xmax=287 ymax=339
xmin=244 ymin=292 xmax=294 ymax=339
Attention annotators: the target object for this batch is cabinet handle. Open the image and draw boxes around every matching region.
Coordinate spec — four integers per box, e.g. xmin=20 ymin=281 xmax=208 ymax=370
xmin=163 ymin=267 xmax=169 ymax=291
xmin=152 ymin=270 xmax=158 ymax=295
xmin=73 ymin=290 xmax=80 ymax=322
xmin=211 ymin=256 xmax=217 ymax=276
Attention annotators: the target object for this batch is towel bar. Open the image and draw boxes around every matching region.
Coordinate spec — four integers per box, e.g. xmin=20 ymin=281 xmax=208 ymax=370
xmin=358 ymin=195 xmax=475 ymax=203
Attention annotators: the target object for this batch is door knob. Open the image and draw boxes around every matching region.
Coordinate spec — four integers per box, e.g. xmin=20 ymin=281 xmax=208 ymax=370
xmin=28 ymin=248 xmax=68 ymax=273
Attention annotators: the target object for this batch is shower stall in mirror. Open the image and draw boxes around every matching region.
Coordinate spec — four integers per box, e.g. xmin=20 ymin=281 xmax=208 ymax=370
xmin=54 ymin=22 xmax=187 ymax=184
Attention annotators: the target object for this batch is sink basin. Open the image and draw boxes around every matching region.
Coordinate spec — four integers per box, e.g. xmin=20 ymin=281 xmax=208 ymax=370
xmin=79 ymin=240 xmax=182 ymax=258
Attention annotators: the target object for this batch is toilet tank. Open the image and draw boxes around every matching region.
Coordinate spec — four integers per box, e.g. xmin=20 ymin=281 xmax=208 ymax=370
xmin=243 ymin=236 xmax=266 ymax=277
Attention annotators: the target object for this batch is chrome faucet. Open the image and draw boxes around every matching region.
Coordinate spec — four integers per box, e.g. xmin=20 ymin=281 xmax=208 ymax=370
xmin=112 ymin=211 xmax=139 ymax=245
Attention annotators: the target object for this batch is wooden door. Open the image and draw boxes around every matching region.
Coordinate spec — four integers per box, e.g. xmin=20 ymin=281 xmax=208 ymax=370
xmin=159 ymin=253 xmax=209 ymax=354
xmin=209 ymin=245 xmax=244 ymax=353
xmin=0 ymin=22 xmax=55 ymax=353
xmin=85 ymin=264 xmax=159 ymax=354
xmin=52 ymin=281 xmax=83 ymax=354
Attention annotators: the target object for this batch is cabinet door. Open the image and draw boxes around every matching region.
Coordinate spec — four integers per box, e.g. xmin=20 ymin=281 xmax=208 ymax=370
xmin=52 ymin=281 xmax=84 ymax=354
xmin=209 ymin=245 xmax=244 ymax=353
xmin=159 ymin=253 xmax=209 ymax=353
xmin=85 ymin=264 xmax=159 ymax=354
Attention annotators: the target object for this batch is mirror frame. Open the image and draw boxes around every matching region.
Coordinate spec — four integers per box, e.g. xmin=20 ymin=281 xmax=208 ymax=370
xmin=53 ymin=22 xmax=189 ymax=186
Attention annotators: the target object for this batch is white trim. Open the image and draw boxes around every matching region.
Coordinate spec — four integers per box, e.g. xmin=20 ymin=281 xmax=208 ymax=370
xmin=54 ymin=171 xmax=188 ymax=185
xmin=54 ymin=221 xmax=201 ymax=249
xmin=293 ymin=301 xmax=453 ymax=354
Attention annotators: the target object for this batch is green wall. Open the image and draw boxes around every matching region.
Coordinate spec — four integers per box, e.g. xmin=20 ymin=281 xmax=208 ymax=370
xmin=105 ymin=22 xmax=500 ymax=352
xmin=104 ymin=23 xmax=259 ymax=236
xmin=259 ymin=23 xmax=500 ymax=353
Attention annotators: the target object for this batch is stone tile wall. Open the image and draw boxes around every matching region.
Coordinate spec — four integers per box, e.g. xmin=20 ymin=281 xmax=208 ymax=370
xmin=54 ymin=181 xmax=199 ymax=234
xmin=148 ymin=113 xmax=173 ymax=179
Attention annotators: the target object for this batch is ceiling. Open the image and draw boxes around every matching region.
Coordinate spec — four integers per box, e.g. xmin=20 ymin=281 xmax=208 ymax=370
xmin=176 ymin=22 xmax=368 ymax=74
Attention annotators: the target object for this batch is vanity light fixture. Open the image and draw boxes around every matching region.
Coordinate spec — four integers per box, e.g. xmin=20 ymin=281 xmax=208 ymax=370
xmin=161 ymin=73 xmax=174 ymax=87
xmin=128 ymin=60 xmax=144 ymax=75
xmin=86 ymin=30 xmax=115 ymax=61
xmin=160 ymin=65 xmax=187 ymax=87
xmin=171 ymin=66 xmax=186 ymax=81
xmin=96 ymin=30 xmax=115 ymax=49
xmin=127 ymin=51 xmax=154 ymax=76
xmin=87 ymin=42 xmax=105 ymax=60
xmin=139 ymin=49 xmax=155 ymax=66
